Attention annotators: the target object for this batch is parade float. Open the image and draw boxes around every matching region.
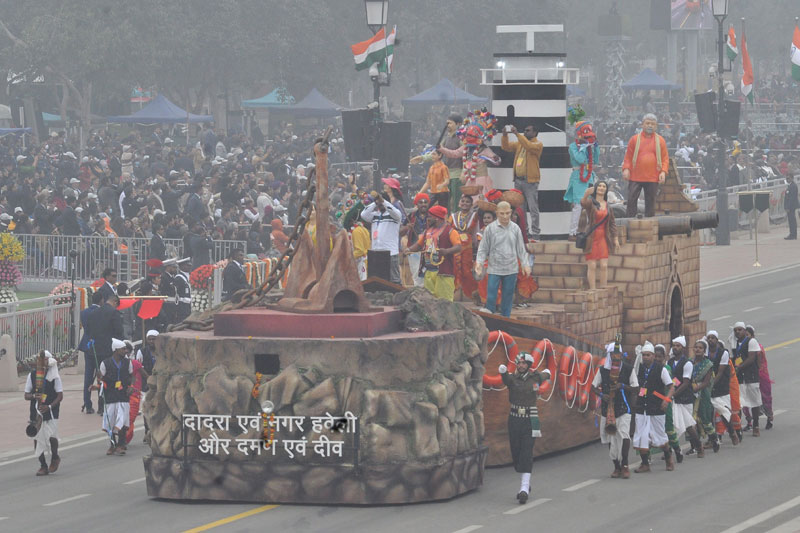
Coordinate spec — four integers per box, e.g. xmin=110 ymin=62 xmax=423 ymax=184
xmin=143 ymin=131 xmax=488 ymax=505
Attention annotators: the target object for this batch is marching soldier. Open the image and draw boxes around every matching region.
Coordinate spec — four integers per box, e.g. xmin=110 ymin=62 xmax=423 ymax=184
xmin=499 ymin=352 xmax=550 ymax=504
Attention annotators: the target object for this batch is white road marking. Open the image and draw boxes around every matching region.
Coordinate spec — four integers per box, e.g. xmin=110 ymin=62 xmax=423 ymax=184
xmin=451 ymin=526 xmax=483 ymax=533
xmin=765 ymin=515 xmax=800 ymax=533
xmin=0 ymin=517 xmax=7 ymax=521
xmin=700 ymin=263 xmax=800 ymax=290
xmin=743 ymin=306 xmax=763 ymax=312
xmin=773 ymin=298 xmax=792 ymax=304
xmin=0 ymin=422 xmax=144 ymax=466
xmin=719 ymin=495 xmax=800 ymax=533
xmin=0 ymin=397 xmax=23 ymax=405
xmin=563 ymin=479 xmax=600 ymax=492
xmin=43 ymin=494 xmax=91 ymax=507
xmin=123 ymin=477 xmax=146 ymax=485
xmin=773 ymin=409 xmax=787 ymax=416
xmin=504 ymin=497 xmax=550 ymax=515
xmin=712 ymin=315 xmax=732 ymax=321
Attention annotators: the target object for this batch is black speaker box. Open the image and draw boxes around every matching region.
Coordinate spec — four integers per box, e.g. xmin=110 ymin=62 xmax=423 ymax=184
xmin=341 ymin=108 xmax=375 ymax=162
xmin=694 ymin=92 xmax=717 ymax=133
xmin=367 ymin=249 xmax=391 ymax=281
xmin=376 ymin=121 xmax=412 ymax=173
xmin=650 ymin=0 xmax=670 ymax=30
xmin=718 ymin=99 xmax=740 ymax=139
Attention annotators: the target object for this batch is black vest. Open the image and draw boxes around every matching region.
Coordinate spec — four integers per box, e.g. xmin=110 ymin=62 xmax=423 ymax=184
xmin=671 ymin=356 xmax=694 ymax=404
xmin=28 ymin=371 xmax=60 ymax=422
xmin=600 ymin=362 xmax=634 ymax=418
xmin=101 ymin=356 xmax=132 ymax=404
xmin=709 ymin=345 xmax=730 ymax=397
xmin=636 ymin=362 xmax=668 ymax=416
xmin=734 ymin=337 xmax=760 ymax=384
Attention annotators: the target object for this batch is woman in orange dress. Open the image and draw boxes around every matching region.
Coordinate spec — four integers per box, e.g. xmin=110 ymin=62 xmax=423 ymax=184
xmin=579 ymin=181 xmax=618 ymax=290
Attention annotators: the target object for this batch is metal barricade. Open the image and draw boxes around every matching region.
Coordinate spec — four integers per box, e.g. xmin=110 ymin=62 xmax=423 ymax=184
xmin=15 ymin=234 xmax=244 ymax=284
xmin=0 ymin=295 xmax=81 ymax=365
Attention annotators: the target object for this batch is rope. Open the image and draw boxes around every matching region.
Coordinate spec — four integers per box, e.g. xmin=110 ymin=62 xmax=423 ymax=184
xmin=538 ymin=338 xmax=558 ymax=403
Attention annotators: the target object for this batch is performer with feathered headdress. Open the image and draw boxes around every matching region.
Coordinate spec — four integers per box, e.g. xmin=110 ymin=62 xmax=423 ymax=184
xmin=438 ymin=109 xmax=501 ymax=200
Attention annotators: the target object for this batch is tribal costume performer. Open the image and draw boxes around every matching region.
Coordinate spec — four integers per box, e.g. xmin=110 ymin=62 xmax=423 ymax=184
xmin=499 ymin=352 xmax=550 ymax=504
xmin=747 ymin=325 xmax=774 ymax=430
xmin=633 ymin=342 xmax=676 ymax=472
xmin=668 ymin=336 xmax=705 ymax=458
xmin=99 ymin=339 xmax=134 ymax=455
xmin=403 ymin=205 xmax=462 ymax=301
xmin=449 ymin=194 xmax=479 ymax=300
xmin=438 ymin=109 xmax=501 ymax=200
xmin=565 ymin=117 xmax=599 ymax=239
xmin=649 ymin=344 xmax=684 ymax=463
xmin=592 ymin=340 xmax=637 ymax=479
xmin=690 ymin=339 xmax=717 ymax=452
xmin=732 ymin=322 xmax=762 ymax=436
xmin=24 ymin=351 xmax=63 ymax=476
xmin=707 ymin=331 xmax=740 ymax=445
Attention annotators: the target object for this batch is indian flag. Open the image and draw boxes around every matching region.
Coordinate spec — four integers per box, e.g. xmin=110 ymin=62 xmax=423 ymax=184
xmin=726 ymin=26 xmax=738 ymax=62
xmin=741 ymin=33 xmax=754 ymax=104
xmin=792 ymin=23 xmax=800 ymax=81
xmin=351 ymin=26 xmax=396 ymax=72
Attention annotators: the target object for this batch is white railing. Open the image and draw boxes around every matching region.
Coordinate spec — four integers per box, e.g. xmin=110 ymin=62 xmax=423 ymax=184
xmin=15 ymin=234 xmax=245 ymax=284
xmin=480 ymin=68 xmax=580 ymax=86
xmin=0 ymin=295 xmax=81 ymax=364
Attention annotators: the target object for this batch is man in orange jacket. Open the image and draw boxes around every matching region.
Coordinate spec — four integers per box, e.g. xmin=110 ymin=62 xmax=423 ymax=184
xmin=622 ymin=114 xmax=669 ymax=217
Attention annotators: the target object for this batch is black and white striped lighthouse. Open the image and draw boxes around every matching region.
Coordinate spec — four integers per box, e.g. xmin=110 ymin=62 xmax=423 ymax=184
xmin=483 ymin=25 xmax=579 ymax=240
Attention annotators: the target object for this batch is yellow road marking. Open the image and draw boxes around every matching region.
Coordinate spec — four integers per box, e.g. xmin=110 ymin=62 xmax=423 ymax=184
xmin=765 ymin=337 xmax=800 ymax=352
xmin=182 ymin=505 xmax=279 ymax=532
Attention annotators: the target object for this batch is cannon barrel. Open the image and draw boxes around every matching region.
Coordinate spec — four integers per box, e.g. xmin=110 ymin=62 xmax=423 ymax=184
xmin=657 ymin=216 xmax=693 ymax=237
xmin=688 ymin=211 xmax=719 ymax=230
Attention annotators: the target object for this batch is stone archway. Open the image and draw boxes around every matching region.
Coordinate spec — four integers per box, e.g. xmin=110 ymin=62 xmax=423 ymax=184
xmin=667 ymin=283 xmax=684 ymax=340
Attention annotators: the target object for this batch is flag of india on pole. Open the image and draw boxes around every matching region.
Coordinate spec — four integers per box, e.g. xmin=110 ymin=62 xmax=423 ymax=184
xmin=741 ymin=34 xmax=754 ymax=104
xmin=792 ymin=23 xmax=800 ymax=81
xmin=351 ymin=26 xmax=397 ymax=72
xmin=726 ymin=26 xmax=738 ymax=62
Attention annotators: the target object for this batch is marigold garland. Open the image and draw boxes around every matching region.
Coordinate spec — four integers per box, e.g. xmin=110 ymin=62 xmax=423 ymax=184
xmin=262 ymin=412 xmax=276 ymax=449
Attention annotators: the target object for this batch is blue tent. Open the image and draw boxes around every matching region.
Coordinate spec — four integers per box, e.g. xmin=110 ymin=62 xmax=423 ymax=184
xmin=402 ymin=79 xmax=487 ymax=106
xmin=241 ymin=88 xmax=295 ymax=108
xmin=107 ymin=94 xmax=213 ymax=124
xmin=622 ymin=68 xmax=682 ymax=91
xmin=272 ymin=89 xmax=341 ymax=118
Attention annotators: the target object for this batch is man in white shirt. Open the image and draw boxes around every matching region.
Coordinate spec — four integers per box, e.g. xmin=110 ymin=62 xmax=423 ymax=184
xmin=361 ymin=194 xmax=403 ymax=283
xmin=732 ymin=321 xmax=763 ymax=436
xmin=632 ymin=342 xmax=675 ymax=473
xmin=707 ymin=330 xmax=739 ymax=445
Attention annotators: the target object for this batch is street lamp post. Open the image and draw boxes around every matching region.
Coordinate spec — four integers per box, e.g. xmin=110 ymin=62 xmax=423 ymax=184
xmin=712 ymin=0 xmax=730 ymax=245
xmin=364 ymin=0 xmax=389 ymax=110
xmin=364 ymin=0 xmax=389 ymax=186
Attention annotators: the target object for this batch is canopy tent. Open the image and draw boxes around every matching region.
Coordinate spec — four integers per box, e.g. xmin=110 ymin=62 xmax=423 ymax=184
xmin=271 ymin=88 xmax=341 ymax=118
xmin=106 ymin=94 xmax=213 ymax=124
xmin=622 ymin=68 xmax=682 ymax=91
xmin=241 ymin=88 xmax=295 ymax=109
xmin=401 ymin=79 xmax=487 ymax=106
xmin=0 ymin=128 xmax=31 ymax=135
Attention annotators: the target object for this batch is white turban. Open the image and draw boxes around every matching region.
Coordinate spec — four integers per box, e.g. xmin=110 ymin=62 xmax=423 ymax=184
xmin=111 ymin=338 xmax=126 ymax=351
xmin=655 ymin=344 xmax=666 ymax=354
xmin=672 ymin=336 xmax=686 ymax=347
xmin=146 ymin=330 xmax=160 ymax=338
xmin=733 ymin=321 xmax=746 ymax=329
xmin=706 ymin=330 xmax=719 ymax=338
xmin=642 ymin=341 xmax=655 ymax=354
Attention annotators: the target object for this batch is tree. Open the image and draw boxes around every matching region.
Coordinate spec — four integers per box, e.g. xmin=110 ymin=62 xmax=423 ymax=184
xmin=0 ymin=0 xmax=146 ymax=153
